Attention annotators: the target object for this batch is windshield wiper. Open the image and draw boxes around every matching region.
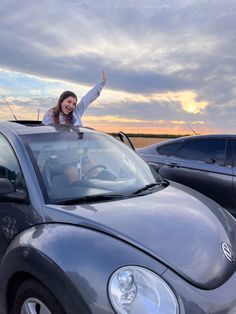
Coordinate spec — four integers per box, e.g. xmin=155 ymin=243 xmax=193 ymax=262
xmin=55 ymin=194 xmax=125 ymax=205
xmin=132 ymin=181 xmax=168 ymax=195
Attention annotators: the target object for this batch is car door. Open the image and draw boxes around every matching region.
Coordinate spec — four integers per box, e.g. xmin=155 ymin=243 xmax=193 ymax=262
xmin=159 ymin=138 xmax=233 ymax=211
xmin=0 ymin=133 xmax=36 ymax=260
xmin=118 ymin=131 xmax=135 ymax=150
xmin=147 ymin=140 xmax=184 ymax=172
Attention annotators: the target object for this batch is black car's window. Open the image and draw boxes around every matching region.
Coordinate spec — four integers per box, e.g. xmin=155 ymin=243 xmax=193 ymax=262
xmin=177 ymin=139 xmax=226 ymax=164
xmin=157 ymin=142 xmax=182 ymax=156
xmin=0 ymin=134 xmax=24 ymax=189
xmin=230 ymin=140 xmax=236 ymax=167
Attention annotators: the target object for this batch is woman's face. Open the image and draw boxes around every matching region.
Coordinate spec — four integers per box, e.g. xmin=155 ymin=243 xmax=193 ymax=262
xmin=61 ymin=96 xmax=77 ymax=114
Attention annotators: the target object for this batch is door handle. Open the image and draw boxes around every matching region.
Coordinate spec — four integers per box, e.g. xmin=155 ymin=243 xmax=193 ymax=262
xmin=166 ymin=162 xmax=179 ymax=168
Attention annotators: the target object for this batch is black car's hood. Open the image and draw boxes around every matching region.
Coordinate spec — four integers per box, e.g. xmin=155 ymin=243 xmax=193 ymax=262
xmin=44 ymin=181 xmax=236 ymax=289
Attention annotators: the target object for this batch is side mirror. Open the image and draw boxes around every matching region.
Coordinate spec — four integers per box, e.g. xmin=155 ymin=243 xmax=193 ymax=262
xmin=0 ymin=178 xmax=28 ymax=203
xmin=0 ymin=178 xmax=14 ymax=194
xmin=205 ymin=158 xmax=216 ymax=164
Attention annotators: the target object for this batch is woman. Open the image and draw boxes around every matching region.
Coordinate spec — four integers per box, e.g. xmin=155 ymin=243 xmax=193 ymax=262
xmin=42 ymin=70 xmax=106 ymax=126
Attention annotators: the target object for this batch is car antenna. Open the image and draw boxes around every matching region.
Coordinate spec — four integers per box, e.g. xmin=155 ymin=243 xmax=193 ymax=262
xmin=186 ymin=124 xmax=198 ymax=135
xmin=1 ymin=95 xmax=18 ymax=121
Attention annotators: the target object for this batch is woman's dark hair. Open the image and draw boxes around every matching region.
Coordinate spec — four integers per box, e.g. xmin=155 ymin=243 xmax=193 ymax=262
xmin=51 ymin=91 xmax=77 ymax=124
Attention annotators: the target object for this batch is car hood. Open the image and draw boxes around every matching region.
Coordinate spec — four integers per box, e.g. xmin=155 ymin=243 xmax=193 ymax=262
xmin=44 ymin=181 xmax=236 ymax=289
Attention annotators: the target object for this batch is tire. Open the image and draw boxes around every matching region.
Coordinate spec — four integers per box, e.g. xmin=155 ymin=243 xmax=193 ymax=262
xmin=11 ymin=279 xmax=65 ymax=314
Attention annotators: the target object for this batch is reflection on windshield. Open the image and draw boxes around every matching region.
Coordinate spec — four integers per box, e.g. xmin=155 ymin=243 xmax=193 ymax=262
xmin=22 ymin=131 xmax=161 ymax=203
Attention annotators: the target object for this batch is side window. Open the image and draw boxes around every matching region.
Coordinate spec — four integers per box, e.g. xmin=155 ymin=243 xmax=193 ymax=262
xmin=157 ymin=142 xmax=182 ymax=157
xmin=230 ymin=140 xmax=236 ymax=167
xmin=0 ymin=134 xmax=24 ymax=189
xmin=177 ymin=139 xmax=226 ymax=164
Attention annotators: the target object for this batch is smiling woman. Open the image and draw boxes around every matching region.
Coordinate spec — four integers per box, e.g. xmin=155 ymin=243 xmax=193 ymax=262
xmin=47 ymin=90 xmax=78 ymax=124
xmin=42 ymin=70 xmax=106 ymax=126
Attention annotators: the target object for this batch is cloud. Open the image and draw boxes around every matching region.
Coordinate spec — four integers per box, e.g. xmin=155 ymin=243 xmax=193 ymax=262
xmin=0 ymin=0 xmax=236 ymax=133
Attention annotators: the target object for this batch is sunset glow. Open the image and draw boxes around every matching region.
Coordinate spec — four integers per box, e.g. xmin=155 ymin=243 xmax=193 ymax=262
xmin=0 ymin=1 xmax=235 ymax=135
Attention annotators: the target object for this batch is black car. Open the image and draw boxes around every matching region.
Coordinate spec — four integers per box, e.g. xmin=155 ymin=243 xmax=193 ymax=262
xmin=1 ymin=122 xmax=236 ymax=314
xmin=136 ymin=134 xmax=236 ymax=217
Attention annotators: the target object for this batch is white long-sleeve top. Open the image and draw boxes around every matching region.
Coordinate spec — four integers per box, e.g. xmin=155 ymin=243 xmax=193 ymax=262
xmin=42 ymin=80 xmax=105 ymax=126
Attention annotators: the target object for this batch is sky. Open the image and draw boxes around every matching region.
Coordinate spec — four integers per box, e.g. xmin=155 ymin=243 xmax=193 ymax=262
xmin=0 ymin=0 xmax=236 ymax=135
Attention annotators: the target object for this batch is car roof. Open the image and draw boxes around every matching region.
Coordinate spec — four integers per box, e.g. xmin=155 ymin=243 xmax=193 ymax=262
xmin=165 ymin=134 xmax=236 ymax=141
xmin=137 ymin=133 xmax=236 ymax=152
xmin=0 ymin=121 xmax=98 ymax=136
xmin=155 ymin=134 xmax=236 ymax=147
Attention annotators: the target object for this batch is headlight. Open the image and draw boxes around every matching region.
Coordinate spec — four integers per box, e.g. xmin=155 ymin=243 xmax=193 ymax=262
xmin=108 ymin=266 xmax=179 ymax=314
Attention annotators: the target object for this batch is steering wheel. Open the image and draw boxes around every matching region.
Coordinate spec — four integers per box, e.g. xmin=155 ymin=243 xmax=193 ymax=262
xmin=85 ymin=165 xmax=107 ymax=179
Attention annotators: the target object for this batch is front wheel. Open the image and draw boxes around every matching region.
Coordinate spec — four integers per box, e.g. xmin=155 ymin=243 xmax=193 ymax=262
xmin=11 ymin=279 xmax=65 ymax=314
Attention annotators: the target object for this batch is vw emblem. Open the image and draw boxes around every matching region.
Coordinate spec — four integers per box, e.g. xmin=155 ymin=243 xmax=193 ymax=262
xmin=221 ymin=242 xmax=235 ymax=263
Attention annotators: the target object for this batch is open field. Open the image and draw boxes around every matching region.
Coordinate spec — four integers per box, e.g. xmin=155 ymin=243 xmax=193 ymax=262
xmin=128 ymin=137 xmax=171 ymax=148
xmin=111 ymin=133 xmax=183 ymax=148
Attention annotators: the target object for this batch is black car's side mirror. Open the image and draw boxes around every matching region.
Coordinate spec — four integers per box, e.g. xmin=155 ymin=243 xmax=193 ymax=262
xmin=205 ymin=158 xmax=216 ymax=164
xmin=0 ymin=178 xmax=28 ymax=203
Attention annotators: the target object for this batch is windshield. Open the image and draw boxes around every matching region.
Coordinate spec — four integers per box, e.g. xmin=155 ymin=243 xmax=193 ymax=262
xmin=22 ymin=130 xmax=162 ymax=203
